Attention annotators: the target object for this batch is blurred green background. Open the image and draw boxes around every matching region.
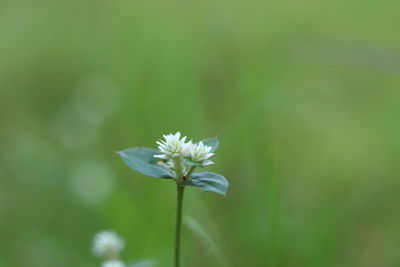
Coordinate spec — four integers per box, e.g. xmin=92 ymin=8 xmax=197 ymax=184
xmin=1 ymin=0 xmax=400 ymax=266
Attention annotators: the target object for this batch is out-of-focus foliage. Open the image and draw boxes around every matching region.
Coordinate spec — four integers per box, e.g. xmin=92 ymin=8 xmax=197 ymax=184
xmin=1 ymin=0 xmax=400 ymax=266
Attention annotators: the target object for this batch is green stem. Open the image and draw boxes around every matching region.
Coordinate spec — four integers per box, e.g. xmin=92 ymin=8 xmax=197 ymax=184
xmin=172 ymin=157 xmax=184 ymax=183
xmin=186 ymin=166 xmax=196 ymax=180
xmin=175 ymin=185 xmax=185 ymax=267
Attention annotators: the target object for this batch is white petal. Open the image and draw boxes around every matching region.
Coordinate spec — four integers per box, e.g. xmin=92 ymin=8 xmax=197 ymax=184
xmin=202 ymin=160 xmax=215 ymax=166
xmin=154 ymin=154 xmax=167 ymax=159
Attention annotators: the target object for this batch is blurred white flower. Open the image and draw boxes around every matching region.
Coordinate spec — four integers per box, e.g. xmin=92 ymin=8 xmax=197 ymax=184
xmin=102 ymin=260 xmax=126 ymax=267
xmin=186 ymin=141 xmax=214 ymax=166
xmin=92 ymin=231 xmax=124 ymax=260
xmin=154 ymin=132 xmax=188 ymax=160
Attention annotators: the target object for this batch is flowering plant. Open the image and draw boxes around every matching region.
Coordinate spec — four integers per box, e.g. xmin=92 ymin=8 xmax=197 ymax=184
xmin=117 ymin=132 xmax=229 ymax=267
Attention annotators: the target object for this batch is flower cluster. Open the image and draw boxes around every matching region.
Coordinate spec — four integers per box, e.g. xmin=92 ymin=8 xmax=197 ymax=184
xmin=154 ymin=132 xmax=188 ymax=160
xmin=184 ymin=141 xmax=214 ymax=166
xmin=154 ymin=132 xmax=214 ymax=179
xmin=93 ymin=231 xmax=125 ymax=267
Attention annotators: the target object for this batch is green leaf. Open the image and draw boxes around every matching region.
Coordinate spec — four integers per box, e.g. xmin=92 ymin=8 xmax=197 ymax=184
xmin=183 ymin=172 xmax=228 ymax=195
xmin=117 ymin=148 xmax=173 ymax=179
xmin=202 ymin=137 xmax=219 ymax=152
xmin=128 ymin=259 xmax=156 ymax=267
xmin=182 ymin=157 xmax=203 ymax=167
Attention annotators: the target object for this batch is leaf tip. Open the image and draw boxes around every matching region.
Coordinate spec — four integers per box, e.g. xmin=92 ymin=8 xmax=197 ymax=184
xmin=115 ymin=150 xmax=125 ymax=156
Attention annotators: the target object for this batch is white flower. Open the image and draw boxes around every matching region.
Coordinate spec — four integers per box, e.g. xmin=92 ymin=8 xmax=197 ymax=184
xmin=186 ymin=141 xmax=214 ymax=166
xmin=102 ymin=260 xmax=126 ymax=267
xmin=154 ymin=132 xmax=188 ymax=160
xmin=92 ymin=231 xmax=124 ymax=260
xmin=182 ymin=140 xmax=195 ymax=157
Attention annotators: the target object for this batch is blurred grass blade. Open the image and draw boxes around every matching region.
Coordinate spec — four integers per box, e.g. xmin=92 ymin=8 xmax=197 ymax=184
xmin=184 ymin=217 xmax=228 ymax=267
